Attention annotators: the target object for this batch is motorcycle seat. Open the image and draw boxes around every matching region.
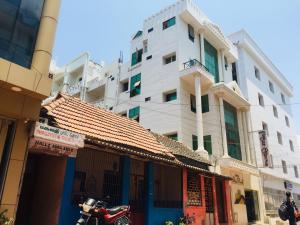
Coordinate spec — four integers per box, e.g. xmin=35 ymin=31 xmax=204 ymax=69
xmin=107 ymin=206 xmax=127 ymax=215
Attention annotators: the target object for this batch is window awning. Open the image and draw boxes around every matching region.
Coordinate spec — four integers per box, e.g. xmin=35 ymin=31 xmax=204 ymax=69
xmin=134 ymin=81 xmax=141 ymax=87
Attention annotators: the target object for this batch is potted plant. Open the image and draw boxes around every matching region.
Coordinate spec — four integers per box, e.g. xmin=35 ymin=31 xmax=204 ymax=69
xmin=165 ymin=221 xmax=174 ymax=225
xmin=0 ymin=209 xmax=14 ymax=225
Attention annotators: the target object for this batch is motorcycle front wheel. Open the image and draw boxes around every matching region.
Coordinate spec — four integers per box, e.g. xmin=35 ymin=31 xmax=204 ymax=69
xmin=114 ymin=216 xmax=129 ymax=225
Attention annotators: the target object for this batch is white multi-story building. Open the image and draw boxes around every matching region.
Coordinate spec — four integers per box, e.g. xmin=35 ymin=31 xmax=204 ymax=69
xmin=51 ymin=1 xmax=300 ymax=225
xmin=52 ymin=1 xmax=264 ymax=224
xmin=50 ymin=52 xmax=121 ymax=109
xmin=229 ymin=30 xmax=300 ymax=221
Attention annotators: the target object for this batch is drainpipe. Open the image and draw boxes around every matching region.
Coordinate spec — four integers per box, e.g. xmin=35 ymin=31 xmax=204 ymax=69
xmin=114 ymin=52 xmax=123 ymax=111
xmin=80 ymin=52 xmax=90 ymax=102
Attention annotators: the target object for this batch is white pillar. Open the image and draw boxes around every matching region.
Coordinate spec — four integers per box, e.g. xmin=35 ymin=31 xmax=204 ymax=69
xmin=237 ymin=110 xmax=246 ymax=161
xmin=242 ymin=110 xmax=251 ymax=164
xmin=194 ymin=75 xmax=207 ymax=156
xmin=62 ymin=68 xmax=69 ymax=93
xmin=220 ymin=49 xmax=225 ymax=82
xmin=219 ymin=96 xmax=229 ymax=157
xmin=200 ymin=32 xmax=205 ymax=65
xmin=246 ymin=110 xmax=255 ymax=165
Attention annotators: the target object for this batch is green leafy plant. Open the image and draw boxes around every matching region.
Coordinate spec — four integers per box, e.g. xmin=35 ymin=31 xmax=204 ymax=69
xmin=0 ymin=210 xmax=14 ymax=225
xmin=178 ymin=215 xmax=195 ymax=225
xmin=165 ymin=221 xmax=174 ymax=225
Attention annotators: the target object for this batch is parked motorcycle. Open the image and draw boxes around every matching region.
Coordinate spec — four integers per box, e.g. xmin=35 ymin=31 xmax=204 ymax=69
xmin=76 ymin=198 xmax=130 ymax=225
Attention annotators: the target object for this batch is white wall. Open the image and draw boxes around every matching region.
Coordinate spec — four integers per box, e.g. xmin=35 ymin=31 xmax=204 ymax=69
xmin=235 ymin=43 xmax=300 ymax=184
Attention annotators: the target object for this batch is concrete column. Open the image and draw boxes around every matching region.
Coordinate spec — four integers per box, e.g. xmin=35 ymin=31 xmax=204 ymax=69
xmin=212 ymin=177 xmax=220 ymax=225
xmin=121 ymin=156 xmax=131 ymax=205
xmin=246 ymin=110 xmax=256 ymax=165
xmin=219 ymin=96 xmax=229 ymax=157
xmin=224 ymin=180 xmax=233 ymax=225
xmin=200 ymin=175 xmax=206 ymax=210
xmin=31 ymin=0 xmax=61 ymax=96
xmin=182 ymin=168 xmax=188 ymax=213
xmin=220 ymin=50 xmax=225 ymax=82
xmin=237 ymin=110 xmax=246 ymax=161
xmin=242 ymin=110 xmax=251 ymax=164
xmin=62 ymin=69 xmax=69 ymax=93
xmin=194 ymin=75 xmax=207 ymax=157
xmin=145 ymin=162 xmax=154 ymax=225
xmin=200 ymin=32 xmax=205 ymax=65
xmin=58 ymin=157 xmax=78 ymax=225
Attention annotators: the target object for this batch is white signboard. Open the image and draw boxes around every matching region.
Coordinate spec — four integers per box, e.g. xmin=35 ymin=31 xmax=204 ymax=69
xmin=33 ymin=122 xmax=85 ymax=148
xmin=259 ymin=130 xmax=270 ymax=167
xmin=28 ymin=138 xmax=77 ymax=158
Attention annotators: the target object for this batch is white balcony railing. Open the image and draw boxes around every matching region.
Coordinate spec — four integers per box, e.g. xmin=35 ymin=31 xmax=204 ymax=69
xmin=67 ymin=81 xmax=82 ymax=95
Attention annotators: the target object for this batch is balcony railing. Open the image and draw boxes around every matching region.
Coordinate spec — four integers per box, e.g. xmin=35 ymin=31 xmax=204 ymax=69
xmin=183 ymin=59 xmax=209 ymax=72
xmin=67 ymin=81 xmax=82 ymax=95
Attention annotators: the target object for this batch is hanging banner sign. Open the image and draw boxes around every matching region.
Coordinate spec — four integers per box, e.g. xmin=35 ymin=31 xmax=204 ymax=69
xmin=32 ymin=122 xmax=85 ymax=148
xmin=259 ymin=130 xmax=270 ymax=167
xmin=28 ymin=137 xmax=77 ymax=158
xmin=29 ymin=122 xmax=85 ymax=158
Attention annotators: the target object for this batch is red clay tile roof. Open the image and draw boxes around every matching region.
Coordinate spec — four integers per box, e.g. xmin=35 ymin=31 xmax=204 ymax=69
xmin=42 ymin=93 xmax=174 ymax=159
xmin=152 ymin=133 xmax=211 ymax=165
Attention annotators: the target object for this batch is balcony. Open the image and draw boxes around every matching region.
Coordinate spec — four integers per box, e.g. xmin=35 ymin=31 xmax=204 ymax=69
xmin=180 ymin=59 xmax=214 ymax=88
xmin=67 ymin=81 xmax=82 ymax=96
xmin=87 ymin=77 xmax=106 ymax=92
xmin=90 ymin=99 xmax=105 ymax=109
xmin=183 ymin=59 xmax=208 ymax=71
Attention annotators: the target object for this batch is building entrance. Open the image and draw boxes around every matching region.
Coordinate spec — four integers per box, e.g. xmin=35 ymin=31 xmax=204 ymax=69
xmin=15 ymin=153 xmax=67 ymax=225
xmin=245 ymin=190 xmax=260 ymax=222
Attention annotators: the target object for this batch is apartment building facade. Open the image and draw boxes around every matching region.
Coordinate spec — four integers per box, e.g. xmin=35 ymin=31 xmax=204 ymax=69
xmin=229 ymin=30 xmax=300 ymax=223
xmin=51 ymin=1 xmax=267 ymax=224
xmin=0 ymin=0 xmax=61 ymax=220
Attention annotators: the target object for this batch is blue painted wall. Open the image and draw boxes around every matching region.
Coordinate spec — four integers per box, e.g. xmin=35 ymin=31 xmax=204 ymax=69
xmin=58 ymin=157 xmax=80 ymax=225
xmin=121 ymin=156 xmax=131 ymax=205
xmin=151 ymin=207 xmax=183 ymax=225
xmin=145 ymin=162 xmax=154 ymax=225
xmin=145 ymin=161 xmax=183 ymax=225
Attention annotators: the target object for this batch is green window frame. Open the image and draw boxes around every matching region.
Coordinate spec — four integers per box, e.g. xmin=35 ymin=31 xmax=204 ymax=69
xmin=188 ymin=24 xmax=195 ymax=42
xmin=201 ymin=95 xmax=209 ymax=113
xmin=163 ymin=17 xmax=176 ymax=30
xmin=204 ymin=135 xmax=212 ymax=155
xmin=192 ymin=135 xmax=198 ymax=151
xmin=190 ymin=94 xmax=196 ymax=113
xmin=131 ymin=49 xmax=143 ymax=66
xmin=165 ymin=91 xmax=177 ymax=102
xmin=190 ymin=94 xmax=209 ymax=113
xmin=224 ymin=101 xmax=242 ymax=160
xmin=204 ymin=39 xmax=219 ymax=83
xmin=167 ymin=133 xmax=178 ymax=141
xmin=130 ymin=73 xmax=141 ymax=97
xmin=129 ymin=106 xmax=140 ymax=122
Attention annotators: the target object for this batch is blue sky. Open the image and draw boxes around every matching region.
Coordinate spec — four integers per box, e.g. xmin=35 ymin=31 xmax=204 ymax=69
xmin=53 ymin=0 xmax=300 ymax=132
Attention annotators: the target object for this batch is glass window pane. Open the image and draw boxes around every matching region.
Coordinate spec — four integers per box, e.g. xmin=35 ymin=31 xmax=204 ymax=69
xmin=129 ymin=106 xmax=140 ymax=122
xmin=224 ymin=101 xmax=242 ymax=160
xmin=130 ymin=73 xmax=141 ymax=97
xmin=192 ymin=135 xmax=198 ymax=151
xmin=201 ymin=95 xmax=209 ymax=113
xmin=190 ymin=94 xmax=196 ymax=113
xmin=204 ymin=135 xmax=212 ymax=155
xmin=204 ymin=39 xmax=219 ymax=82
xmin=0 ymin=0 xmax=45 ymax=68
